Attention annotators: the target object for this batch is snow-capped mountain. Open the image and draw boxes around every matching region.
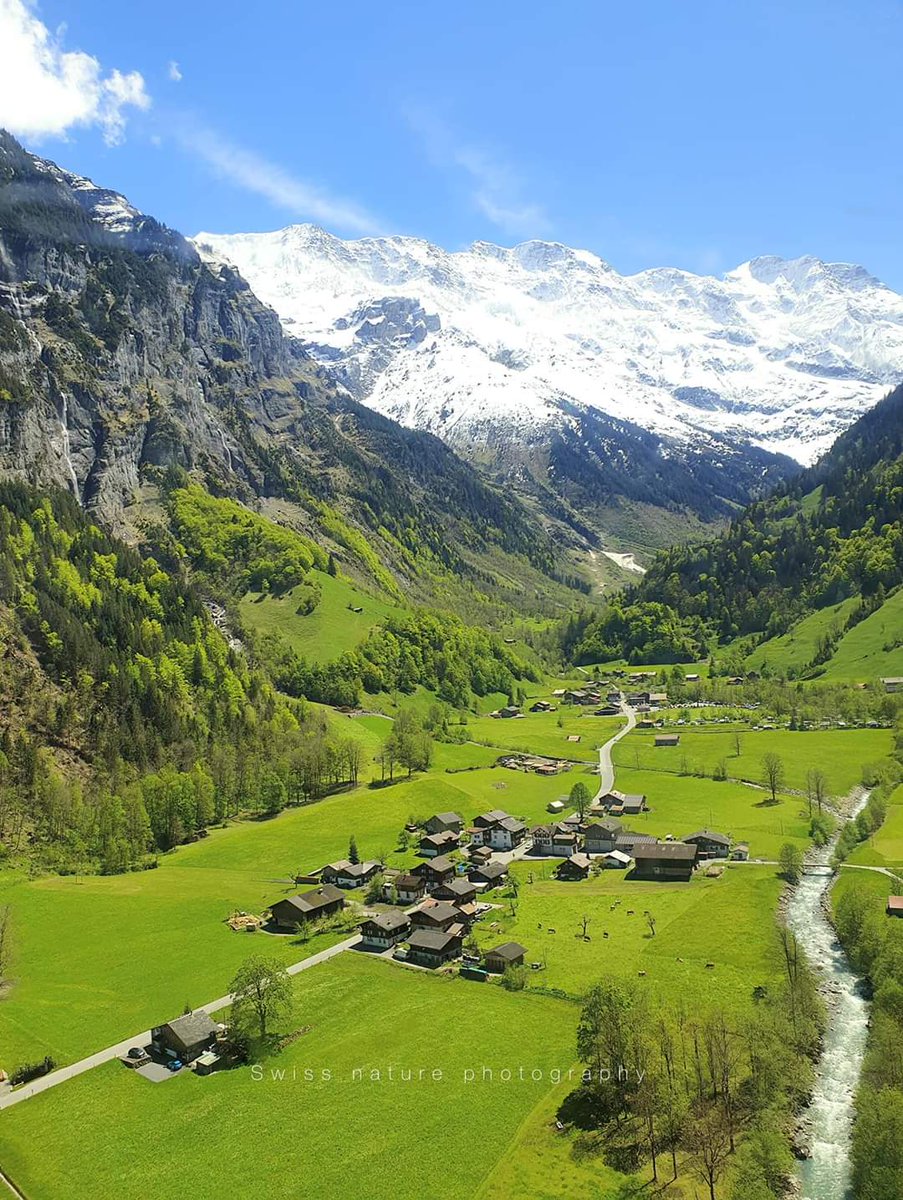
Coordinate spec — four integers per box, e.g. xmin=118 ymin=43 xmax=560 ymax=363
xmin=193 ymin=225 xmax=903 ymax=467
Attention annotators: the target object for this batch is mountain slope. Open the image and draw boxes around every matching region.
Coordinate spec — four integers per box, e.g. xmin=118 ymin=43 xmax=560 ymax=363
xmin=193 ymin=224 xmax=903 ymax=546
xmin=0 ymin=131 xmax=588 ymax=616
xmin=565 ymin=383 xmax=903 ymax=674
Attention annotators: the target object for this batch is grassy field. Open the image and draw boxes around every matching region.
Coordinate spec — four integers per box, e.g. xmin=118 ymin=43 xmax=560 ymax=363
xmin=239 ymin=569 xmax=405 ymax=662
xmin=0 ymin=955 xmax=580 ymax=1200
xmin=848 ymin=784 xmax=903 ymax=869
xmin=613 ymin=726 xmax=893 ymax=797
xmin=744 ymin=598 xmax=860 ymax=676
xmin=474 ymin=863 xmax=783 ymax=1000
xmin=819 ymin=588 xmax=903 ymax=681
xmin=464 ymin=709 xmax=621 ymax=761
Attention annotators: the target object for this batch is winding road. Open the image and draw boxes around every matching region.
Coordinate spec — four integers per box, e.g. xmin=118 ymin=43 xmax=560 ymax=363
xmin=593 ymin=704 xmax=636 ymax=800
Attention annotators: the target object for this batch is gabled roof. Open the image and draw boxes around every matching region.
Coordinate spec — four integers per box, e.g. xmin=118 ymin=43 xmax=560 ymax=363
xmin=165 ymin=1011 xmax=218 ymax=1045
xmin=324 ymin=859 xmax=380 ymax=878
xmin=497 ymin=816 xmax=526 ymax=833
xmin=470 ymin=861 xmax=507 ymax=880
xmin=585 ymin=820 xmax=620 ymax=836
xmin=430 ymin=811 xmax=463 ymax=825
xmin=393 ymin=873 xmax=424 ymax=890
xmin=407 ymin=927 xmax=462 ymax=951
xmin=434 ymin=878 xmax=476 ymax=898
xmin=633 ymin=842 xmax=697 ymax=861
xmin=684 ymin=829 xmax=730 ymax=846
xmin=565 ymin=852 xmax=592 ymax=870
xmin=412 ymin=900 xmax=462 ymax=925
xmin=486 ymin=942 xmax=527 ymax=961
xmin=474 ymin=809 xmax=510 ymax=826
xmin=362 ymin=910 xmax=409 ymax=933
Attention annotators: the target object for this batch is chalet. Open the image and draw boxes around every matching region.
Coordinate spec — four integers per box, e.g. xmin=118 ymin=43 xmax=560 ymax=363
xmin=606 ymin=691 xmax=622 ymax=704
xmin=551 ymin=827 xmax=579 ymax=856
xmin=626 ymin=692 xmax=646 ymax=706
xmin=621 ymin=794 xmax=647 ymax=815
xmin=433 ymin=878 xmax=478 ymax=906
xmin=593 ymin=706 xmax=621 ymax=717
xmin=470 ymin=812 xmax=527 ymax=852
xmin=535 ymin=760 xmax=570 ymax=776
xmin=684 ymin=673 xmax=700 ymax=682
xmin=412 ymin=855 xmax=457 ymax=893
xmin=406 ymin=926 xmax=464 ymax=968
xmin=468 ymin=845 xmax=493 ymax=865
xmin=683 ymin=830 xmax=731 ymax=860
xmin=321 ymin=860 xmax=381 ymax=889
xmin=424 ymin=812 xmax=464 ymax=835
xmin=726 ymin=676 xmax=744 ymax=686
xmin=269 ymin=884 xmax=345 ymax=930
xmin=152 ymin=1012 xmax=218 ymax=1064
xmin=469 ymin=861 xmax=508 ymax=888
xmin=557 ymin=852 xmax=592 ymax=880
xmin=602 ymin=850 xmax=632 ymax=869
xmin=359 ymin=911 xmax=411 ymax=949
xmin=881 ymin=678 xmax=903 ymax=694
xmin=491 ymin=705 xmax=522 ymax=719
xmin=887 ymin=896 xmax=903 ymax=917
xmin=484 ymin=942 xmax=528 ymax=973
xmin=392 ymin=873 xmax=426 ymax=904
xmin=731 ymin=844 xmax=750 ymax=862
xmin=637 ymin=719 xmax=655 ymax=729
xmin=546 ymin=799 xmax=566 ymax=815
xmin=530 ymin=700 xmax=555 ymax=713
xmin=648 ymin=692 xmax=669 ymax=707
xmin=530 ymin=824 xmax=554 ymax=853
xmin=584 ymin=820 xmax=621 ymax=855
xmin=655 ymin=733 xmax=681 ymax=748
xmin=410 ymin=900 xmax=466 ymax=932
xmin=420 ymin=830 xmax=461 ymax=857
xmin=632 ymin=842 xmax=697 ymax=882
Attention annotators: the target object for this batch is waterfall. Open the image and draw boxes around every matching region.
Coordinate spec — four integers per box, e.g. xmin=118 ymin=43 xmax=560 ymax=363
xmin=59 ymin=396 xmax=80 ymax=499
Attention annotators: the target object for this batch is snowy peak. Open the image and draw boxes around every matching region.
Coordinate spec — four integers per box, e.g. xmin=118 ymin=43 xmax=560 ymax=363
xmin=193 ymin=225 xmax=903 ymax=466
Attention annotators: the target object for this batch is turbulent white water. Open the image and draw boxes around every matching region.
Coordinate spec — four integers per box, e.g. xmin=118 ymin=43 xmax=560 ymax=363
xmin=784 ymin=804 xmax=870 ymax=1200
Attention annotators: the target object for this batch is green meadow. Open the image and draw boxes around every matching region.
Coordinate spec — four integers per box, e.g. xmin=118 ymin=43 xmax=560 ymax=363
xmin=819 ymin=588 xmax=903 ymax=681
xmin=0 ymin=955 xmax=579 ymax=1200
xmin=613 ymin=725 xmax=893 ymax=797
xmin=239 ymin=569 xmax=404 ymax=662
xmin=744 ymin=598 xmax=860 ymax=676
xmin=848 ymin=783 xmax=903 ymax=869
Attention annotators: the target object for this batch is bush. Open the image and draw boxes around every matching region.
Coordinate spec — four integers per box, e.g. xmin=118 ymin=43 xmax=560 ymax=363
xmin=11 ymin=1055 xmax=56 ymax=1086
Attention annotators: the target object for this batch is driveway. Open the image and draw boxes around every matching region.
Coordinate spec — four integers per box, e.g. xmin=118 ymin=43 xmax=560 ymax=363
xmin=0 ymin=934 xmax=360 ymax=1113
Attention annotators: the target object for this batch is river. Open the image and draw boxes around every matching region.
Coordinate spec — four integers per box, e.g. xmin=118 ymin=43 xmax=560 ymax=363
xmin=783 ymin=801 xmax=870 ymax=1200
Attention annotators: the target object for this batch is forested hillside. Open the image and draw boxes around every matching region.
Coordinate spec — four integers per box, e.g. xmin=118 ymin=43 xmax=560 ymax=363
xmin=0 ymin=130 xmax=587 ymax=621
xmin=564 ymin=383 xmax=903 ymax=669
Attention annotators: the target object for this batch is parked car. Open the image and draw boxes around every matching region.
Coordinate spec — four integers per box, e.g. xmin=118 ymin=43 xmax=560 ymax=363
xmin=165 ymin=1059 xmax=183 ymax=1072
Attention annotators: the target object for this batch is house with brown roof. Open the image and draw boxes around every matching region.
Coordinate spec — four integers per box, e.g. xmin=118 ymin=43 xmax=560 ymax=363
xmin=406 ymin=926 xmax=464 ymax=968
xmin=468 ymin=861 xmax=508 ymax=888
xmin=655 ymin=733 xmax=681 ymax=748
xmin=556 ymin=852 xmax=592 ymax=880
xmin=551 ymin=827 xmax=579 ymax=856
xmin=419 ymin=830 xmax=461 ymax=857
xmin=424 ymin=812 xmax=464 ymax=835
xmin=683 ymin=830 xmax=731 ymax=859
xmin=321 ymin=860 xmax=381 ymax=889
xmin=152 ymin=1012 xmax=218 ymax=1064
xmin=484 ymin=942 xmax=528 ymax=973
xmin=887 ymin=896 xmax=903 ymax=917
xmin=391 ymin=873 xmax=426 ymax=904
xmin=359 ymin=910 xmax=411 ymax=949
xmin=433 ymin=878 xmax=478 ymax=906
xmin=269 ymin=884 xmax=345 ymax=930
xmin=530 ymin=824 xmax=554 ymax=854
xmin=412 ymin=855 xmax=457 ymax=892
xmin=584 ymin=820 xmax=621 ymax=855
xmin=469 ymin=812 xmax=527 ymax=852
xmin=632 ymin=842 xmax=697 ymax=882
xmin=410 ymin=900 xmax=468 ymax=932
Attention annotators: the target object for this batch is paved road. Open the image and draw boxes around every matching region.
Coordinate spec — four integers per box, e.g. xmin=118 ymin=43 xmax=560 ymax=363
xmin=593 ymin=704 xmax=636 ymax=801
xmin=0 ymin=935 xmax=359 ymax=1113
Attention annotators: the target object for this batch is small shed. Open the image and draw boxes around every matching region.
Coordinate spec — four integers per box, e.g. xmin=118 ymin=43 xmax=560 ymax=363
xmin=655 ymin=733 xmax=681 ymax=748
xmin=887 ymin=896 xmax=903 ymax=917
xmin=484 ymin=942 xmax=528 ymax=973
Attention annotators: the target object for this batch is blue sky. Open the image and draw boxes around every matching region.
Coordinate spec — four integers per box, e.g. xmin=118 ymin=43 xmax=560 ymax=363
xmin=2 ymin=0 xmax=903 ymax=285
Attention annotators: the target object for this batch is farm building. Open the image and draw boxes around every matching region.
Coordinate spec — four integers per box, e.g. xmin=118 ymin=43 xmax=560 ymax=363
xmin=683 ymin=830 xmax=731 ymax=859
xmin=887 ymin=896 xmax=903 ymax=917
xmin=546 ymin=799 xmax=566 ymax=815
xmin=359 ymin=911 xmax=411 ymax=949
xmin=269 ymin=884 xmax=345 ymax=930
xmin=424 ymin=812 xmax=464 ymax=835
xmin=484 ymin=943 xmax=528 ymax=973
xmin=602 ymin=850 xmax=632 ymax=869
xmin=152 ymin=1012 xmax=218 ymax=1064
xmin=881 ymin=678 xmax=903 ymax=693
xmin=632 ymin=842 xmax=697 ymax=882
xmin=731 ymin=844 xmax=750 ymax=861
xmin=614 ymin=832 xmax=658 ymax=854
xmin=530 ymin=701 xmax=554 ymax=713
xmin=406 ymin=927 xmax=464 ymax=969
xmin=655 ymin=733 xmax=681 ymax=748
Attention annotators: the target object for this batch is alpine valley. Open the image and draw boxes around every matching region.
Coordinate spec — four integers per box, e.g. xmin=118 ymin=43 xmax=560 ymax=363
xmin=1 ymin=127 xmax=903 ymax=1200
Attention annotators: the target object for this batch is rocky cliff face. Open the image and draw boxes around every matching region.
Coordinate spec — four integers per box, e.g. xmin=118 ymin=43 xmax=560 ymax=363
xmin=0 ymin=132 xmax=579 ymax=605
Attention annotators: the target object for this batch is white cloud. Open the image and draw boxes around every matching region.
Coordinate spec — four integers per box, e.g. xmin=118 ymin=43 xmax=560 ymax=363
xmin=174 ymin=121 xmax=381 ymax=236
xmin=407 ymin=109 xmax=550 ymax=238
xmin=168 ymin=60 xmax=182 ymax=83
xmin=0 ymin=0 xmax=150 ymax=144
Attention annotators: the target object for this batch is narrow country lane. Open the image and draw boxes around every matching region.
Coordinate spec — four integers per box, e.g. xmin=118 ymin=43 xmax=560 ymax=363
xmin=593 ymin=704 xmax=636 ymax=800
